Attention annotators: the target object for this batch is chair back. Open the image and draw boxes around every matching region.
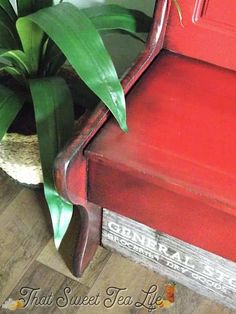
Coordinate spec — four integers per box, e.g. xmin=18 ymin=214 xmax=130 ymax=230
xmin=164 ymin=0 xmax=236 ymax=71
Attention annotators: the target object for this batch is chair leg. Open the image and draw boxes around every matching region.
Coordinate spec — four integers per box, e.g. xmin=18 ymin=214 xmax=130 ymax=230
xmin=73 ymin=202 xmax=102 ymax=277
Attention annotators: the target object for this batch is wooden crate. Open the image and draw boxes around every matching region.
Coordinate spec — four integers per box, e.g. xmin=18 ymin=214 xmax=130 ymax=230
xmin=102 ymin=209 xmax=236 ymax=310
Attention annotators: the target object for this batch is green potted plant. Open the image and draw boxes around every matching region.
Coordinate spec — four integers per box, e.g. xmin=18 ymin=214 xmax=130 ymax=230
xmin=0 ymin=0 xmax=151 ymax=248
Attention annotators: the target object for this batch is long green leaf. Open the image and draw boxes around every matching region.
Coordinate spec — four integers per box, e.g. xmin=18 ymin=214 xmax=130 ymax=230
xmin=0 ymin=0 xmax=17 ymax=22
xmin=0 ymin=50 xmax=31 ymax=74
xmin=29 ymin=77 xmax=74 ymax=248
xmin=42 ymin=5 xmax=151 ymax=75
xmin=16 ymin=17 xmax=44 ymax=73
xmin=84 ymin=5 xmax=151 ymax=34
xmin=0 ymin=52 xmax=10 ymax=65
xmin=0 ymin=84 xmax=23 ymax=140
xmin=23 ymin=2 xmax=127 ymax=131
xmin=1 ymin=65 xmax=22 ymax=82
xmin=0 ymin=7 xmax=18 ymax=49
xmin=17 ymin=0 xmax=53 ymax=17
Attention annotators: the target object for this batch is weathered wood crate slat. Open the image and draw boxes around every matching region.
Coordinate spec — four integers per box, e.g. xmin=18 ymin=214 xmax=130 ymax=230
xmin=102 ymin=209 xmax=236 ymax=310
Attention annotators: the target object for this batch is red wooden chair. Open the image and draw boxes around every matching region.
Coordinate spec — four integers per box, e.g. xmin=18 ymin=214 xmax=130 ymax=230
xmin=54 ymin=0 xmax=236 ymax=277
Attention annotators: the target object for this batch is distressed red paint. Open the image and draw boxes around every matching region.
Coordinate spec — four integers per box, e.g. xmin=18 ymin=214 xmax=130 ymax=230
xmin=54 ymin=0 xmax=236 ymax=276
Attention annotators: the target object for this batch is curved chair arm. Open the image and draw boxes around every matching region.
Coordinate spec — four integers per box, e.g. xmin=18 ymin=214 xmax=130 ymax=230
xmin=54 ymin=0 xmax=172 ymax=205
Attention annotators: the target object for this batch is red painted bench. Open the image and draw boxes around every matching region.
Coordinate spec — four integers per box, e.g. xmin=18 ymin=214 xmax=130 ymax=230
xmin=54 ymin=0 xmax=236 ymax=276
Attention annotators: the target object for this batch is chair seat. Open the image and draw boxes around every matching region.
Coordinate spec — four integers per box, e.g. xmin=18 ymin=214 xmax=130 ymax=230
xmin=85 ymin=50 xmax=236 ymax=261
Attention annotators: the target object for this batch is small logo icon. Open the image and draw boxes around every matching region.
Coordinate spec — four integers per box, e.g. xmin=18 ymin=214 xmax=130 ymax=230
xmin=156 ymin=282 xmax=176 ymax=309
xmin=1 ymin=298 xmax=25 ymax=311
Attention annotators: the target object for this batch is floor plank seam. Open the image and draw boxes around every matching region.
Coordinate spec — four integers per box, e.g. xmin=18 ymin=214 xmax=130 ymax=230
xmin=85 ymin=249 xmax=113 ymax=290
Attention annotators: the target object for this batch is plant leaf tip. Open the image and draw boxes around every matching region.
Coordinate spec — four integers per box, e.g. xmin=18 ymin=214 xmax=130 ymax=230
xmin=54 ymin=238 xmax=62 ymax=250
xmin=123 ymin=126 xmax=128 ymax=133
xmin=120 ymin=122 xmax=128 ymax=133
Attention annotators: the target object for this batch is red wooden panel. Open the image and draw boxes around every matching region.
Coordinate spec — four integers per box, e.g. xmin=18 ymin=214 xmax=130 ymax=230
xmin=87 ymin=52 xmax=236 ymax=214
xmin=202 ymin=0 xmax=236 ymax=26
xmin=85 ymin=51 xmax=236 ymax=260
xmin=165 ymin=0 xmax=236 ymax=70
xmin=87 ymin=159 xmax=236 ymax=261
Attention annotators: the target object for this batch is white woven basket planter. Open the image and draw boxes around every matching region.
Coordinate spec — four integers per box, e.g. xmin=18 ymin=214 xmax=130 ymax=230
xmin=0 ymin=117 xmax=85 ymax=186
xmin=0 ymin=133 xmax=43 ymax=185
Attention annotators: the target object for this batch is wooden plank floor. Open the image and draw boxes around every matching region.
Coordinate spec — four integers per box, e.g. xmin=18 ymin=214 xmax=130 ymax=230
xmin=0 ymin=170 xmax=236 ymax=314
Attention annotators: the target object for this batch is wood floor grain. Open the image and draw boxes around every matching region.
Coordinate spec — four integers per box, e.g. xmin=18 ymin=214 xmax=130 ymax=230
xmin=0 ymin=188 xmax=51 ymax=304
xmin=0 ymin=174 xmax=235 ymax=314
xmin=37 ymin=240 xmax=111 ymax=288
xmin=76 ymin=253 xmax=236 ymax=314
xmin=5 ymin=261 xmax=89 ymax=313
xmin=37 ymin=206 xmax=111 ymax=288
xmin=0 ymin=170 xmax=22 ymax=215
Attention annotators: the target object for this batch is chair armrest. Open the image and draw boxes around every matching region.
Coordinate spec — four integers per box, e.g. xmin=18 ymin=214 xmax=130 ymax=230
xmin=54 ymin=0 xmax=172 ymax=204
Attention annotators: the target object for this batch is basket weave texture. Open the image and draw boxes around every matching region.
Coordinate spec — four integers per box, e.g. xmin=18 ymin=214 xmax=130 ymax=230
xmin=0 ymin=133 xmax=43 ymax=185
